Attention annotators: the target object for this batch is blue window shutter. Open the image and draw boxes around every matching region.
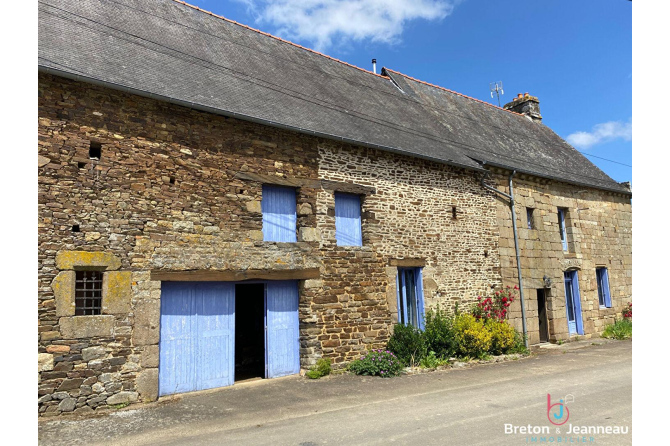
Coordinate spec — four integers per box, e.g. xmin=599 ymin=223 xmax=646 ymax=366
xmin=262 ymin=185 xmax=297 ymax=242
xmin=564 ymin=273 xmax=577 ymax=335
xmin=335 ymin=193 xmax=362 ymax=246
xmin=596 ymin=268 xmax=612 ymax=308
xmin=571 ymin=271 xmax=584 ymax=335
xmin=415 ymin=268 xmax=425 ymax=330
xmin=602 ymin=268 xmax=612 ymax=308
xmin=558 ymin=209 xmax=568 ymax=251
xmin=396 ymin=272 xmax=405 ymax=325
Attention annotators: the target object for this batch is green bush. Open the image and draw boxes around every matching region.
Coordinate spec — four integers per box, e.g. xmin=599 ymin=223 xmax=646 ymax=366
xmin=423 ymin=305 xmax=457 ymax=359
xmin=420 ymin=350 xmax=449 ymax=368
xmin=507 ymin=330 xmax=529 ymax=355
xmin=485 ymin=319 xmax=517 ymax=355
xmin=348 ymin=349 xmax=403 ymax=377
xmin=306 ymin=357 xmax=332 ymax=379
xmin=387 ymin=323 xmax=427 ymax=367
xmin=602 ymin=318 xmax=632 ymax=340
xmin=453 ymin=314 xmax=492 ymax=358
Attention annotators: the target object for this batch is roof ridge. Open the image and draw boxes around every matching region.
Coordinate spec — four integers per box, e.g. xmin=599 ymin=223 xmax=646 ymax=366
xmin=171 ymin=0 xmax=388 ymax=80
xmin=383 ymin=68 xmax=522 ymax=117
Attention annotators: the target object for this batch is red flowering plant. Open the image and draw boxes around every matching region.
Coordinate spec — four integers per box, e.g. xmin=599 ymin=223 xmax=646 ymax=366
xmin=622 ymin=302 xmax=632 ymax=320
xmin=472 ymin=285 xmax=518 ymax=322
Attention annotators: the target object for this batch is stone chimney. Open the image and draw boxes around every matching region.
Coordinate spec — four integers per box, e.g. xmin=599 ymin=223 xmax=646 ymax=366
xmin=503 ymin=92 xmax=542 ymax=123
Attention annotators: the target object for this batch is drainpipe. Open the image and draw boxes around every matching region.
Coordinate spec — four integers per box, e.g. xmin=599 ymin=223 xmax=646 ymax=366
xmin=480 ymin=168 xmax=529 ymax=349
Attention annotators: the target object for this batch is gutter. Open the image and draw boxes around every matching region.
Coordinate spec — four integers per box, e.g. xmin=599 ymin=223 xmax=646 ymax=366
xmin=480 ymin=166 xmax=529 ymax=349
xmin=469 ymin=158 xmax=631 ymax=197
xmin=38 ymin=65 xmax=485 ymax=174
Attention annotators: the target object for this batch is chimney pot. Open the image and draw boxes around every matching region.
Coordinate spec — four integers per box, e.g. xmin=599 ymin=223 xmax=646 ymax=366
xmin=504 ymin=92 xmax=543 ymax=123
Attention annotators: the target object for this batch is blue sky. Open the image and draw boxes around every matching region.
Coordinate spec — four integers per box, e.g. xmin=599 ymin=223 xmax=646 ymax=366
xmin=182 ymin=1 xmax=631 ymax=182
xmin=191 ymin=0 xmax=632 ymax=185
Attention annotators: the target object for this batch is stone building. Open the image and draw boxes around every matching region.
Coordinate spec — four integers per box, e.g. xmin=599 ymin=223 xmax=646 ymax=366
xmin=38 ymin=0 xmax=632 ymax=416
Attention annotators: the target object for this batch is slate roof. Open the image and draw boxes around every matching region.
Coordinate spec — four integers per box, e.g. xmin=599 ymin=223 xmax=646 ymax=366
xmin=38 ymin=0 xmax=630 ymax=194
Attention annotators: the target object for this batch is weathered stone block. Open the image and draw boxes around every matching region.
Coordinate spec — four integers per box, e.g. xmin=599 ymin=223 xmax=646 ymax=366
xmin=59 ymin=316 xmax=115 ymax=339
xmin=106 ymin=391 xmax=139 ymax=405
xmin=52 ymin=271 xmax=76 ymax=317
xmin=105 ymin=382 xmax=122 ymax=393
xmin=132 ymin=300 xmax=160 ymax=346
xmin=74 ymin=406 xmax=94 ymax=415
xmin=136 ymin=368 xmax=159 ymax=402
xmin=303 ymin=279 xmax=323 ymax=289
xmin=55 ymin=251 xmax=119 ymax=272
xmin=141 ymin=345 xmax=159 ymax=368
xmin=46 ymin=345 xmax=71 ymax=354
xmin=298 ymin=202 xmax=313 ymax=215
xmin=85 ymin=232 xmax=102 ymax=242
xmin=57 ymin=378 xmax=85 ymax=391
xmin=99 ymin=373 xmax=115 ymax=383
xmin=245 ymin=200 xmax=262 ymax=213
xmin=59 ymin=398 xmax=77 ymax=412
xmin=82 ymin=346 xmax=107 ymax=361
xmin=248 ymin=230 xmax=264 ymax=241
xmin=38 ymin=353 xmax=54 ymax=372
xmin=173 ymin=221 xmax=194 ymax=231
xmin=41 ymin=331 xmax=61 ymax=341
xmin=103 ymin=271 xmax=132 ymax=314
xmin=299 ymin=227 xmax=321 ymax=242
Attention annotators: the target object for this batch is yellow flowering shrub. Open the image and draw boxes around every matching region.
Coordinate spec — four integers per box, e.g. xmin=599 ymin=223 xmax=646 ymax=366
xmin=485 ymin=319 xmax=517 ymax=355
xmin=453 ymin=314 xmax=492 ymax=358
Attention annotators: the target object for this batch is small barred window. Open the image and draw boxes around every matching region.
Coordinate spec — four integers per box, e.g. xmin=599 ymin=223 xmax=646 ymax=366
xmin=75 ymin=271 xmax=103 ymax=315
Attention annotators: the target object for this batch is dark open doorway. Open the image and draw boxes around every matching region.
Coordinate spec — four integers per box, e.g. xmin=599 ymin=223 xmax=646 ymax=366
xmin=235 ymin=283 xmax=266 ymax=381
xmin=537 ymin=289 xmax=549 ymax=343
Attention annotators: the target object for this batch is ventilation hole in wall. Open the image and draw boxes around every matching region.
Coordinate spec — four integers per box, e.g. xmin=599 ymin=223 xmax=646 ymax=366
xmin=72 ymin=225 xmax=80 ymax=232
xmin=452 ymin=206 xmax=457 ymax=219
xmin=169 ymin=176 xmax=176 ymax=184
xmin=484 ymin=250 xmax=489 ymax=258
xmin=77 ymin=162 xmax=86 ymax=169
xmin=89 ymin=141 xmax=102 ymax=160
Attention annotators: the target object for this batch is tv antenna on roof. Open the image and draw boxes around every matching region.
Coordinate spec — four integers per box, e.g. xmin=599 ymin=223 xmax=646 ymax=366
xmin=490 ymin=81 xmax=504 ymax=107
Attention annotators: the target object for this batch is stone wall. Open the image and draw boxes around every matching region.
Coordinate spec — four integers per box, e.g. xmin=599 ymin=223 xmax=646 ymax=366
xmin=317 ymin=143 xmax=502 ymax=328
xmin=490 ymin=173 xmax=633 ymax=344
xmin=38 ymin=73 xmax=328 ymax=416
xmin=38 ymin=73 xmax=505 ymax=416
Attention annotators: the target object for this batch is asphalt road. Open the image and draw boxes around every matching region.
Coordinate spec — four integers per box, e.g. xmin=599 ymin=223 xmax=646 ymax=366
xmin=38 ymin=339 xmax=632 ymax=446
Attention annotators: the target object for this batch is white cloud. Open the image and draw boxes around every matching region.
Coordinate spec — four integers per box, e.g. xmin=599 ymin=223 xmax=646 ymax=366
xmin=566 ymin=119 xmax=632 ymax=149
xmin=237 ymin=0 xmax=456 ymax=51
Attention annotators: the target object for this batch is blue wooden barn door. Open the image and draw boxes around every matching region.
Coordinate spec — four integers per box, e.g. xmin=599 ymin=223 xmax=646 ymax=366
xmin=196 ymin=283 xmax=235 ymax=391
xmin=159 ymin=282 xmax=196 ymax=396
xmin=159 ymin=282 xmax=235 ymax=396
xmin=265 ymin=280 xmax=300 ymax=378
